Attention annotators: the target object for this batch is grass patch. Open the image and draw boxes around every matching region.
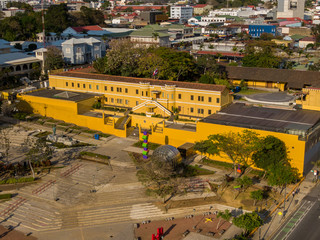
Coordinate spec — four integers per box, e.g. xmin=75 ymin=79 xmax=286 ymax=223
xmin=58 ymin=122 xmax=72 ymax=127
xmin=53 ymin=142 xmax=92 ymax=148
xmin=182 ymin=165 xmax=215 ymax=177
xmin=83 ymin=129 xmax=98 ymax=134
xmin=98 ymin=133 xmax=111 ymax=138
xmin=35 ymin=131 xmax=52 ymax=139
xmin=80 ymin=151 xmax=110 ymax=160
xmin=237 ymin=89 xmax=269 ymax=95
xmin=133 ymin=140 xmax=161 ymax=150
xmin=201 ymin=158 xmax=233 ymax=169
xmin=46 ymin=119 xmax=59 ymax=123
xmin=0 ymin=193 xmax=12 ymax=200
xmin=71 ymin=126 xmax=84 ymax=130
xmin=0 ymin=177 xmax=34 ymax=184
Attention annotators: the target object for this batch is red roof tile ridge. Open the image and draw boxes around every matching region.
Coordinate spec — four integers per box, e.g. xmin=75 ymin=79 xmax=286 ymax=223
xmin=52 ymin=69 xmax=227 ymax=92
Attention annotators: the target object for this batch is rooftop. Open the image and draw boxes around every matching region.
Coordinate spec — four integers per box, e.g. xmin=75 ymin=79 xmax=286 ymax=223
xmin=225 ymin=66 xmax=320 ymax=89
xmin=62 ymin=37 xmax=101 ymax=45
xmin=202 ymin=103 xmax=320 ymax=137
xmin=24 ymin=89 xmax=97 ymax=102
xmin=71 ymin=25 xmax=103 ymax=33
xmin=0 ymin=52 xmax=40 ymax=66
xmin=51 ymin=68 xmax=227 ymax=92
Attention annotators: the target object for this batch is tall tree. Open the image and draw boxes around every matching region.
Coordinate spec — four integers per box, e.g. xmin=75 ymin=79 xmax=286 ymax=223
xmin=45 ymin=46 xmax=64 ymax=70
xmin=202 ymin=130 xmax=261 ymax=175
xmin=252 ymin=136 xmax=288 ymax=178
xmin=232 ymin=212 xmax=263 ymax=235
xmin=250 ymin=190 xmax=263 ymax=206
xmin=45 ymin=3 xmax=70 ymax=33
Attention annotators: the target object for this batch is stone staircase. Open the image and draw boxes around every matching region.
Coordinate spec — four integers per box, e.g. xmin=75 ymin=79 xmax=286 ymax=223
xmin=115 ymin=115 xmax=131 ymax=130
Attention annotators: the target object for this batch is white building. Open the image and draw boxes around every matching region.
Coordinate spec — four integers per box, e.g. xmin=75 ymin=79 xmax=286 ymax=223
xmin=188 ymin=16 xmax=226 ymax=26
xmin=209 ymin=8 xmax=240 ymax=17
xmin=277 ymin=0 xmax=305 ymax=18
xmin=170 ymin=6 xmax=193 ymax=23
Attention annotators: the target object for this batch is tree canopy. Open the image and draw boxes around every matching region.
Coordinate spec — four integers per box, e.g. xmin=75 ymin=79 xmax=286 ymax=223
xmin=232 ymin=212 xmax=263 ymax=235
xmin=45 ymin=46 xmax=64 ymax=70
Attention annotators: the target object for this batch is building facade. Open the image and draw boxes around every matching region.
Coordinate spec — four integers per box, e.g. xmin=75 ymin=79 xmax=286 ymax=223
xmin=48 ymin=70 xmax=233 ymax=118
xmin=61 ymin=38 xmax=102 ymax=65
xmin=170 ymin=6 xmax=193 ymax=23
xmin=277 ymin=0 xmax=305 ymax=18
xmin=249 ymin=24 xmax=277 ymax=37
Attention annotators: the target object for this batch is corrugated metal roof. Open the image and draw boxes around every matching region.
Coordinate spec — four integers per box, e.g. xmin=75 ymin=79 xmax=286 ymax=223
xmin=0 ymin=52 xmax=40 ymax=66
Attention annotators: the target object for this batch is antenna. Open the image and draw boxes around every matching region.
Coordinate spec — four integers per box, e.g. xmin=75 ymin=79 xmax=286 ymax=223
xmin=41 ymin=0 xmax=45 ymax=48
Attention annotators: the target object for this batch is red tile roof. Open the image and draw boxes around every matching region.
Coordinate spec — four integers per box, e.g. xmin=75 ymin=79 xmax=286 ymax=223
xmin=71 ymin=25 xmax=103 ymax=33
xmin=52 ymin=68 xmax=227 ymax=92
xmin=113 ymin=6 xmax=166 ymax=11
xmin=193 ymin=4 xmax=208 ymax=8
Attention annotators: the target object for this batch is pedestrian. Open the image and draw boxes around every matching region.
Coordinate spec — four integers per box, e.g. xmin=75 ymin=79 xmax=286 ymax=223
xmin=292 ymin=191 xmax=295 ymax=197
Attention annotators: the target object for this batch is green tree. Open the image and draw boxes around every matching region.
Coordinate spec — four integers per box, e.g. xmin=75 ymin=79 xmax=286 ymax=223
xmin=232 ymin=212 xmax=263 ymax=235
xmin=201 ymin=130 xmax=261 ymax=175
xmin=45 ymin=3 xmax=70 ymax=33
xmin=250 ymin=190 xmax=263 ymax=206
xmin=267 ymin=162 xmax=299 ymax=192
xmin=194 ymin=139 xmax=216 ymax=159
xmin=236 ymin=176 xmax=253 ymax=192
xmin=217 ymin=209 xmax=232 ymax=229
xmin=311 ymin=24 xmax=320 ymax=42
xmin=45 ymin=46 xmax=64 ymax=70
xmin=197 ymin=55 xmax=218 ymax=74
xmin=242 ymin=46 xmax=280 ymax=68
xmin=252 ymin=136 xmax=288 ymax=178
xmin=93 ymin=57 xmax=107 ymax=74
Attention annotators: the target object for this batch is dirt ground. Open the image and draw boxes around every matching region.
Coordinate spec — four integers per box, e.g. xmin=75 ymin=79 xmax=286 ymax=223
xmin=0 ymin=225 xmax=37 ymax=240
xmin=134 ymin=213 xmax=231 ymax=240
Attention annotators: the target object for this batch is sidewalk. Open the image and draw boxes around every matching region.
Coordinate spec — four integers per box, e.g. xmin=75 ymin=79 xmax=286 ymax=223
xmin=252 ymin=171 xmax=316 ymax=240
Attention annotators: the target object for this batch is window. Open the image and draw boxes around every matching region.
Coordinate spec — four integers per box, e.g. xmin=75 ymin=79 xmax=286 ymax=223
xmin=178 ymin=94 xmax=181 ymax=99
xmin=105 ymin=97 xmax=108 ymax=102
xmin=111 ymin=87 xmax=114 ymax=91
xmin=208 ymin=109 xmax=212 ymax=114
xmin=136 ymin=89 xmax=139 ymax=94
xmin=83 ymin=84 xmax=86 ymax=88
xmin=111 ymin=98 xmax=114 ymax=103
xmin=77 ymin=83 xmax=80 ymax=88
xmin=66 ymin=82 xmax=68 ymax=87
xmin=191 ymin=95 xmax=194 ymax=100
xmin=125 ymin=100 xmax=129 ymax=105
xmin=125 ymin=88 xmax=128 ymax=93
xmin=171 ymin=94 xmax=173 ymax=99
xmin=104 ymin=86 xmax=107 ymax=91
xmin=72 ymin=82 xmax=74 ymax=87
xmin=96 ymin=85 xmax=99 ymax=90
xmin=89 ymin=84 xmax=92 ymax=89
xmin=190 ymin=107 xmax=194 ymax=113
xmin=208 ymin=97 xmax=212 ymax=102
xmin=198 ymin=109 xmax=204 ymax=114
xmin=146 ymin=91 xmax=148 ymax=97
xmin=117 ymin=87 xmax=122 ymax=92
xmin=136 ymin=101 xmax=139 ymax=106
xmin=142 ymin=91 xmax=144 ymax=96
xmin=178 ymin=106 xmax=181 ymax=111
xmin=216 ymin=98 xmax=220 ymax=103
xmin=198 ymin=96 xmax=204 ymax=101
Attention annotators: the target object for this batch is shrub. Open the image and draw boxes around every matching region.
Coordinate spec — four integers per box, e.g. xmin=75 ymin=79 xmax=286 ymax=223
xmin=0 ymin=177 xmax=35 ymax=184
xmin=0 ymin=194 xmax=12 ymax=200
xmin=13 ymin=112 xmax=28 ymax=120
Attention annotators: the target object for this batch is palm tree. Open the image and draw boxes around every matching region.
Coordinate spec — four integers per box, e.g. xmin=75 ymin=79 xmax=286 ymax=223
xmin=232 ymin=46 xmax=238 ymax=61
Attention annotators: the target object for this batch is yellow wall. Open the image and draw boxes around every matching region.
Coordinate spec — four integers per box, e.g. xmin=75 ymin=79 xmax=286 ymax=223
xmin=49 ymin=75 xmax=232 ymax=117
xmin=147 ymin=121 xmax=306 ymax=174
xmin=301 ymin=88 xmax=320 ymax=111
xmin=232 ymin=80 xmax=286 ymax=91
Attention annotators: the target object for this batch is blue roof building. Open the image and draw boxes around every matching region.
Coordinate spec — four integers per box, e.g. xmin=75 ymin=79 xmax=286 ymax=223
xmin=249 ymin=25 xmax=276 ymax=38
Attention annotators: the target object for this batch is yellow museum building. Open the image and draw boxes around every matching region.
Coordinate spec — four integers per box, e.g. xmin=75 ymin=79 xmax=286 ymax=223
xmin=13 ymin=68 xmax=320 ymax=176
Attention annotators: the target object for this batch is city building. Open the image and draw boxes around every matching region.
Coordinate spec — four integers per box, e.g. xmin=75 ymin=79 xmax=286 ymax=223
xmin=129 ymin=28 xmax=170 ymax=47
xmin=248 ymin=24 xmax=277 ymax=37
xmin=277 ymin=0 xmax=305 ymax=19
xmin=192 ymin=4 xmax=213 ymax=15
xmin=36 ymin=32 xmax=69 ymax=43
xmin=61 ymin=38 xmax=102 ymax=65
xmin=170 ymin=6 xmax=193 ymax=23
xmin=140 ymin=11 xmax=168 ymax=24
xmin=15 ymin=67 xmax=320 ymax=175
